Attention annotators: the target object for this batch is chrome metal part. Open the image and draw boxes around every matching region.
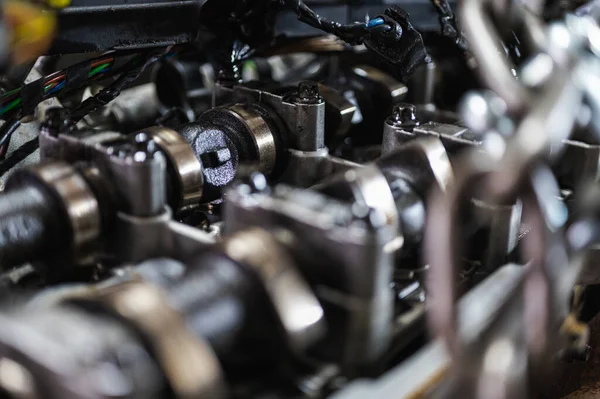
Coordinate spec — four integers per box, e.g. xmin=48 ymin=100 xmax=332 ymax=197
xmin=215 ymin=83 xmax=326 ymax=152
xmin=222 ymin=228 xmax=326 ymax=352
xmin=145 ymin=126 xmax=204 ymax=207
xmin=378 ymin=136 xmax=454 ymax=195
xmin=227 ymin=104 xmax=277 ymax=174
xmin=225 ymin=182 xmax=396 ymax=373
xmin=331 ymin=264 xmax=526 ymax=399
xmin=105 ymin=132 xmax=167 ymax=217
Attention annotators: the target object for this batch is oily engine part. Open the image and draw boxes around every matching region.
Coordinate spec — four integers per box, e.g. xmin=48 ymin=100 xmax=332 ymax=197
xmin=0 ymin=0 xmax=597 ymax=398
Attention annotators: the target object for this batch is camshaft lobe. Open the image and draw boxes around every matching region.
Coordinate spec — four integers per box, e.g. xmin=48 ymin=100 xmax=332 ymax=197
xmin=165 ymin=252 xmax=259 ymax=363
xmin=0 ymin=250 xmax=294 ymax=398
xmin=0 ymin=305 xmax=166 ymax=399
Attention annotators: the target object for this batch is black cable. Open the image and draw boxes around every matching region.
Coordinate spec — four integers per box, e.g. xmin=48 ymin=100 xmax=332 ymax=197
xmin=69 ymin=50 xmax=168 ymax=123
xmin=0 ymin=137 xmax=38 ymax=178
xmin=0 ymin=51 xmax=144 ymax=121
xmin=429 ymin=0 xmax=468 ymax=51
xmin=0 ymin=119 xmax=21 ymax=149
xmin=280 ymin=0 xmax=388 ymax=45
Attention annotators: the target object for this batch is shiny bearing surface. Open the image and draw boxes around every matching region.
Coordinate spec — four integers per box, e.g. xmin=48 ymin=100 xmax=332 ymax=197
xmin=144 ymin=126 xmax=204 ymax=207
xmin=27 ymin=162 xmax=100 ymax=260
xmin=227 ymin=104 xmax=277 ymax=174
xmin=222 ymin=228 xmax=325 ymax=352
xmin=348 ymin=164 xmax=399 ymax=232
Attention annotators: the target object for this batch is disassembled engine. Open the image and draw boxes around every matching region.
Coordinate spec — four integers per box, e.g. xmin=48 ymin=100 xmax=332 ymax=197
xmin=0 ymin=0 xmax=598 ymax=398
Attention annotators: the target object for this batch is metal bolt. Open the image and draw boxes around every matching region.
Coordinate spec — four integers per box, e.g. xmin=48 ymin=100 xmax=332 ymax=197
xmin=247 ymin=171 xmax=268 ymax=193
xmin=41 ymin=107 xmax=71 ymax=137
xmin=130 ymin=132 xmax=158 ymax=162
xmin=295 ymin=81 xmax=322 ymax=104
xmin=235 ymin=171 xmax=269 ymax=194
xmin=390 ymin=103 xmax=419 ymax=130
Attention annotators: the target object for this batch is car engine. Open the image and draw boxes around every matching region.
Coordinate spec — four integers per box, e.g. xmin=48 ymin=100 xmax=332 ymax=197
xmin=0 ymin=0 xmax=597 ymax=397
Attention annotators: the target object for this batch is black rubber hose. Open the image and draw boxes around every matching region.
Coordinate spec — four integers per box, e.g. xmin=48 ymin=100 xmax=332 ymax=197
xmin=0 ymin=185 xmax=66 ymax=268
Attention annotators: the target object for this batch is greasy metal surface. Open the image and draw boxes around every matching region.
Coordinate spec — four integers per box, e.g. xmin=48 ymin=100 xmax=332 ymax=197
xmin=222 ymin=228 xmax=325 ymax=352
xmin=227 ymin=104 xmax=277 ymax=174
xmin=71 ymin=279 xmax=226 ymax=398
xmin=352 ymin=65 xmax=409 ymax=101
xmin=145 ymin=126 xmax=204 ymax=207
xmin=225 ymin=182 xmax=396 ymax=372
xmin=21 ymin=162 xmax=100 ymax=261
xmin=331 ymin=264 xmax=526 ymax=399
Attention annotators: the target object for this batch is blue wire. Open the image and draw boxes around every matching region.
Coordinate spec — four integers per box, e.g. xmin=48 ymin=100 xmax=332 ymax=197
xmin=366 ymin=17 xmax=385 ymax=28
xmin=45 ymin=66 xmax=109 ymax=97
xmin=47 ymin=81 xmax=65 ymax=95
xmin=0 ymin=102 xmax=14 ymax=115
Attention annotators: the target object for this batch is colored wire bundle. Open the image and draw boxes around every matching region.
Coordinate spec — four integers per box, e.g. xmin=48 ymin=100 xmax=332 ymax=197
xmin=0 ymin=56 xmax=114 ymax=116
xmin=0 ymin=48 xmax=174 ymax=177
xmin=0 ymin=53 xmax=136 ymax=118
xmin=0 ymin=46 xmax=180 ymax=120
xmin=69 ymin=49 xmax=170 ymax=123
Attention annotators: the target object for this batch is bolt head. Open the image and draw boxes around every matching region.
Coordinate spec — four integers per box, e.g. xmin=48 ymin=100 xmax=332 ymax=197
xmin=131 ymin=132 xmax=159 ymax=162
xmin=235 ymin=171 xmax=269 ymax=194
xmin=42 ymin=107 xmax=71 ymax=135
xmin=295 ymin=81 xmax=322 ymax=104
xmin=106 ymin=133 xmax=160 ymax=162
xmin=247 ymin=171 xmax=268 ymax=192
xmin=391 ymin=103 xmax=419 ymax=127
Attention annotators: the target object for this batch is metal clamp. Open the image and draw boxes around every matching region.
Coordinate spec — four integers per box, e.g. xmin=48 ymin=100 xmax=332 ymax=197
xmin=144 ymin=126 xmax=204 ymax=207
xmin=222 ymin=228 xmax=326 ymax=352
xmin=227 ymin=104 xmax=277 ymax=174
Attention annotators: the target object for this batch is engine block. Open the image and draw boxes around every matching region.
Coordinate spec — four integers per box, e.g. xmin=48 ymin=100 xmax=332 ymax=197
xmin=0 ymin=0 xmax=595 ymax=398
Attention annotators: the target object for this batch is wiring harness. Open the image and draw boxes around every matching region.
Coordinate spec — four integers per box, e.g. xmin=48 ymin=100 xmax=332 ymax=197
xmin=280 ymin=0 xmax=430 ymax=80
xmin=0 ymin=49 xmax=172 ymax=177
xmin=279 ymin=0 xmax=393 ymax=45
xmin=0 ymin=52 xmax=139 ymax=118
